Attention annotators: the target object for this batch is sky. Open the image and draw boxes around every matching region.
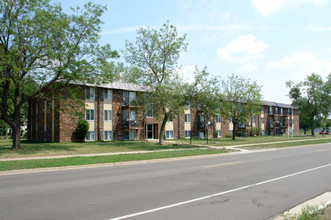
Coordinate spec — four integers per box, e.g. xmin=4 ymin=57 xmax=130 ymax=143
xmin=55 ymin=0 xmax=331 ymax=104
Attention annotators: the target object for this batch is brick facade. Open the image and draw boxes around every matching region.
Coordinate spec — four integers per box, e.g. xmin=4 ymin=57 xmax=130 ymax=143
xmin=28 ymin=83 xmax=300 ymax=142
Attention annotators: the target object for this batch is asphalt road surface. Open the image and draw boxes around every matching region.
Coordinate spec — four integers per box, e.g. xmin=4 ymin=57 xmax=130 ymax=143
xmin=1 ymin=143 xmax=331 ymax=220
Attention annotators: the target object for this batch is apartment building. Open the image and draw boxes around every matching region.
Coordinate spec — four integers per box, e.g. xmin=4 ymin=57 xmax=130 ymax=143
xmin=28 ymin=82 xmax=299 ymax=142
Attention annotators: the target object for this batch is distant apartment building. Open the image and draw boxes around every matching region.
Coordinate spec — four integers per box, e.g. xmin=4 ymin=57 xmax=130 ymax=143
xmin=28 ymin=82 xmax=299 ymax=142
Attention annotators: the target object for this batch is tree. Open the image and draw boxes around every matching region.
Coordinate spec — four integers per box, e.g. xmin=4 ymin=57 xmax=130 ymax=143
xmin=76 ymin=119 xmax=89 ymax=142
xmin=0 ymin=0 xmax=118 ymax=149
xmin=123 ymin=22 xmax=188 ymax=145
xmin=186 ymin=66 xmax=219 ymax=144
xmin=218 ymin=74 xmax=262 ymax=140
xmin=286 ymin=73 xmax=325 ymax=135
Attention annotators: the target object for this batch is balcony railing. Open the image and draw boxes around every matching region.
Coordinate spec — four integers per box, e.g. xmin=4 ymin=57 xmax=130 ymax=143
xmin=123 ymin=120 xmax=140 ymax=128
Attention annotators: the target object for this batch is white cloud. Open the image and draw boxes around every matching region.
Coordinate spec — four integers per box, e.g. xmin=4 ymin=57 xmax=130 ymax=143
xmin=217 ymin=34 xmax=269 ymax=62
xmin=179 ymin=64 xmax=196 ymax=83
xmin=267 ymin=52 xmax=331 ymax=80
xmin=252 ymin=0 xmax=325 ymax=16
xmin=237 ymin=64 xmax=258 ymax=73
xmin=304 ymin=25 xmax=331 ymax=31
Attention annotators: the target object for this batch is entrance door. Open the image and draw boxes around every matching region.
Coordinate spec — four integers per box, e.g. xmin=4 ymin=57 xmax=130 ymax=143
xmin=146 ymin=124 xmax=154 ymax=139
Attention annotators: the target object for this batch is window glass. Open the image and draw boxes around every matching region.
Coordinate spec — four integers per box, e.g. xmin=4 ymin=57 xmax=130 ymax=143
xmin=185 ymin=130 xmax=191 ymax=137
xmin=104 ymin=89 xmax=112 ymax=100
xmin=86 ymin=109 xmax=94 ymax=121
xmin=185 ymin=114 xmax=191 ymax=123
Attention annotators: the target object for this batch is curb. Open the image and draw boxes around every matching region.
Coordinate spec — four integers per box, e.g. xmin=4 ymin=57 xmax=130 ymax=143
xmin=273 ymin=192 xmax=331 ymax=220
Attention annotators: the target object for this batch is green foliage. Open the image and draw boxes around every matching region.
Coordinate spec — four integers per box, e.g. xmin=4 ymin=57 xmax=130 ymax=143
xmin=218 ymin=74 xmax=262 ymax=140
xmin=123 ymin=22 xmax=188 ymax=145
xmin=76 ymin=119 xmax=89 ymax=142
xmin=224 ymin=133 xmax=232 ymax=138
xmin=286 ymin=73 xmax=330 ymax=135
xmin=0 ymin=0 xmax=118 ymax=149
xmin=282 ymin=205 xmax=324 ymax=220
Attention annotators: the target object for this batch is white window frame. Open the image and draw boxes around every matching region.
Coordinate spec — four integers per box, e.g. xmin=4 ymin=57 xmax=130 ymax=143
xmin=217 ymin=130 xmax=222 ymax=137
xmin=86 ymin=87 xmax=95 ymax=99
xmin=185 ymin=130 xmax=191 ymax=138
xmin=104 ymin=89 xmax=112 ymax=100
xmin=86 ymin=109 xmax=95 ymax=121
xmin=216 ymin=115 xmax=221 ymax=123
xmin=185 ymin=114 xmax=191 ymax=123
xmin=86 ymin=131 xmax=95 ymax=141
xmin=104 ymin=110 xmax=112 ymax=121
xmin=166 ymin=130 xmax=174 ymax=139
xmin=104 ymin=130 xmax=113 ymax=141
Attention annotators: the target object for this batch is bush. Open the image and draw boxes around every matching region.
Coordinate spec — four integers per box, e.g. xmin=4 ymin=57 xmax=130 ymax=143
xmin=76 ymin=119 xmax=89 ymax=142
xmin=224 ymin=133 xmax=232 ymax=138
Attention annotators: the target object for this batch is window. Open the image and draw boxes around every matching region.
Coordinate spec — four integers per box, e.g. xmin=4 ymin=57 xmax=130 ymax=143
xmin=198 ymin=115 xmax=204 ymax=127
xmin=185 ymin=130 xmax=191 ymax=138
xmin=146 ymin=106 xmax=154 ymax=117
xmin=104 ymin=110 xmax=112 ymax=121
xmin=268 ymin=106 xmax=273 ymax=115
xmin=104 ymin=89 xmax=112 ymax=100
xmin=130 ymin=130 xmax=136 ymax=140
xmin=261 ymin=106 xmax=264 ymax=112
xmin=217 ymin=130 xmax=222 ymax=137
xmin=216 ymin=115 xmax=221 ymax=123
xmin=185 ymin=114 xmax=191 ymax=123
xmin=275 ymin=107 xmax=278 ymax=115
xmin=104 ymin=131 xmax=113 ymax=141
xmin=268 ymin=118 xmax=273 ymax=127
xmin=86 ymin=87 xmax=95 ymax=99
xmin=86 ymin=109 xmax=94 ymax=121
xmin=229 ymin=118 xmax=233 ymax=124
xmin=86 ymin=131 xmax=95 ymax=141
xmin=199 ymin=131 xmax=205 ymax=139
xmin=123 ymin=110 xmax=128 ymax=127
xmin=166 ymin=130 xmax=174 ymax=139
xmin=280 ymin=108 xmax=284 ymax=115
xmin=130 ymin=111 xmax=137 ymax=127
xmin=261 ymin=118 xmax=265 ymax=124
xmin=261 ymin=130 xmax=265 ymax=135
xmin=123 ymin=91 xmax=136 ymax=106
xmin=252 ymin=117 xmax=256 ymax=124
xmin=123 ymin=130 xmax=136 ymax=140
xmin=292 ymin=119 xmax=294 ymax=125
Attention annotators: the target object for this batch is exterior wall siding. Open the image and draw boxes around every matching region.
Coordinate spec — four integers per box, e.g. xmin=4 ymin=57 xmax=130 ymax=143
xmin=28 ymin=84 xmax=300 ymax=142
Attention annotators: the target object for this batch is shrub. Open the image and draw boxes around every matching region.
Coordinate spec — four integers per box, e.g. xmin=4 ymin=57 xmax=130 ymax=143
xmin=76 ymin=119 xmax=89 ymax=142
xmin=224 ymin=133 xmax=232 ymax=138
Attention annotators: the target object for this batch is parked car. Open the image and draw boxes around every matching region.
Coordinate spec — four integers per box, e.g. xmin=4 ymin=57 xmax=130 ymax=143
xmin=319 ymin=130 xmax=329 ymax=135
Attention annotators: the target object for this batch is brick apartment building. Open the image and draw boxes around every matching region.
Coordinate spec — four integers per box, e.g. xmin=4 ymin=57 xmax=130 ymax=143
xmin=27 ymin=82 xmax=299 ymax=142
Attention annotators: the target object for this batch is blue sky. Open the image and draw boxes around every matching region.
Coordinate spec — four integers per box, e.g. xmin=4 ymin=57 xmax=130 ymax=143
xmin=55 ymin=0 xmax=331 ymax=104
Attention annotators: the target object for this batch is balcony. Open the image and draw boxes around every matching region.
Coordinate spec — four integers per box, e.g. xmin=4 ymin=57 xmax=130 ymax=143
xmin=123 ymin=120 xmax=140 ymax=128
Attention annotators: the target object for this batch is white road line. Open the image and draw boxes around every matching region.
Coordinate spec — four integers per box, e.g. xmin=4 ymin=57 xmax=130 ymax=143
xmin=108 ymin=163 xmax=331 ymax=220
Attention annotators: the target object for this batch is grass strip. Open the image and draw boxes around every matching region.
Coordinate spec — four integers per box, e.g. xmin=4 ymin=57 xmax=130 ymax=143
xmin=0 ymin=149 xmax=230 ymax=171
xmin=242 ymin=138 xmax=331 ymax=149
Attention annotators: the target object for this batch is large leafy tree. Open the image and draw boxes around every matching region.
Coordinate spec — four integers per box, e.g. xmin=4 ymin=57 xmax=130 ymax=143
xmin=0 ymin=0 xmax=118 ymax=149
xmin=186 ymin=66 xmax=219 ymax=144
xmin=286 ymin=73 xmax=326 ymax=135
xmin=218 ymin=74 xmax=262 ymax=140
xmin=123 ymin=22 xmax=188 ymax=145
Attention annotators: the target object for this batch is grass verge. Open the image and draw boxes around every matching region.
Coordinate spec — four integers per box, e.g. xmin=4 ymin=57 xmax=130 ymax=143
xmin=241 ymin=138 xmax=331 ymax=149
xmin=0 ymin=139 xmax=204 ymax=159
xmin=0 ymin=148 xmax=230 ymax=171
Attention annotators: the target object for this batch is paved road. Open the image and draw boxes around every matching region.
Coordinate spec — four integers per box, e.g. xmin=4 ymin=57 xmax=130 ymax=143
xmin=1 ymin=143 xmax=331 ymax=220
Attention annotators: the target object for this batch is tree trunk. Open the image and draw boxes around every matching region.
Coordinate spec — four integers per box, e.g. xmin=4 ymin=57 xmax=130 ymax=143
xmin=159 ymin=114 xmax=169 ymax=145
xmin=232 ymin=122 xmax=236 ymax=140
xmin=12 ymin=125 xmax=21 ymax=150
xmin=304 ymin=128 xmax=307 ymax=135
xmin=310 ymin=113 xmax=315 ymax=136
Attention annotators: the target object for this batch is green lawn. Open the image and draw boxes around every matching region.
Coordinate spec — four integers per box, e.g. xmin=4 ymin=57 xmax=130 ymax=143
xmin=0 ymin=149 xmax=230 ymax=171
xmin=177 ymin=135 xmax=331 ymax=147
xmin=0 ymin=139 xmax=205 ymax=159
